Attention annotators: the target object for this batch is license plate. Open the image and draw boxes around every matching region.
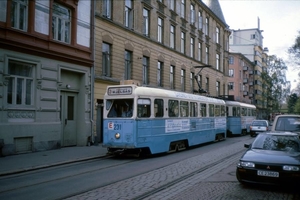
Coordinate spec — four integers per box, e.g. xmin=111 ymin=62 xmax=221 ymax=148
xmin=257 ymin=170 xmax=279 ymax=177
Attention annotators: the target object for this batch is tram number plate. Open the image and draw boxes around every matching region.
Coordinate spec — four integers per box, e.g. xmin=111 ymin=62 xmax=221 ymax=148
xmin=257 ymin=170 xmax=279 ymax=177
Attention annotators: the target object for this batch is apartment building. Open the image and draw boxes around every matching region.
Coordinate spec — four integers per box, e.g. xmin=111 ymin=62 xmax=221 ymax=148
xmin=0 ymin=0 xmax=94 ymax=156
xmin=93 ymin=0 xmax=231 ymax=142
xmin=229 ymin=23 xmax=269 ymax=118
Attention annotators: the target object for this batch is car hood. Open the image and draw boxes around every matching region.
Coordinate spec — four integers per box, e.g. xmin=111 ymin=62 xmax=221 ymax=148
xmin=241 ymin=149 xmax=300 ymax=165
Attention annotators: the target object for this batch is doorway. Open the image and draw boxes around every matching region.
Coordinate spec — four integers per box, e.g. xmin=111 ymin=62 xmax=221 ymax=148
xmin=61 ymin=92 xmax=77 ymax=146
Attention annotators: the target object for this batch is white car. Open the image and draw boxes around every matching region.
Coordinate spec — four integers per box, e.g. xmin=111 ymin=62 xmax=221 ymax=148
xmin=249 ymin=120 xmax=269 ymax=137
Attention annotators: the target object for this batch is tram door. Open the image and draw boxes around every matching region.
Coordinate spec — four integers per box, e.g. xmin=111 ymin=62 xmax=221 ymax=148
xmin=61 ymin=92 xmax=77 ymax=146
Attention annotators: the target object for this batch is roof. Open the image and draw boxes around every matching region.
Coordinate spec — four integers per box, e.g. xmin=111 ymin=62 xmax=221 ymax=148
xmin=202 ymin=0 xmax=227 ymax=26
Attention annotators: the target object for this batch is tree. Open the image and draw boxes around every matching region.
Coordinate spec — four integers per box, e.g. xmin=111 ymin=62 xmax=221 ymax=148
xmin=287 ymin=93 xmax=298 ymax=113
xmin=265 ymin=55 xmax=290 ymax=113
xmin=288 ymin=30 xmax=300 ymax=66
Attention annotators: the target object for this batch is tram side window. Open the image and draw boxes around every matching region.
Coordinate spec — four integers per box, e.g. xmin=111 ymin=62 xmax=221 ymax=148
xmin=107 ymin=99 xmax=133 ymax=118
xmin=215 ymin=105 xmax=220 ymax=117
xmin=221 ymin=105 xmax=225 ymax=116
xmin=209 ymin=104 xmax=214 ymax=117
xmin=237 ymin=107 xmax=241 ymax=117
xmin=154 ymin=99 xmax=164 ymax=117
xmin=232 ymin=107 xmax=236 ymax=116
xmin=241 ymin=108 xmax=246 ymax=116
xmin=180 ymin=101 xmax=189 ymax=117
xmin=138 ymin=98 xmax=151 ymax=118
xmin=248 ymin=109 xmax=251 ymax=116
xmin=200 ymin=103 xmax=207 ymax=117
xmin=190 ymin=102 xmax=198 ymax=117
xmin=168 ymin=100 xmax=179 ymax=117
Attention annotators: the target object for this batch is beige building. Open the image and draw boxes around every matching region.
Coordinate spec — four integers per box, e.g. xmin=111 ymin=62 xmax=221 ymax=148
xmin=93 ymin=0 xmax=231 ymax=142
xmin=229 ymin=24 xmax=269 ymax=118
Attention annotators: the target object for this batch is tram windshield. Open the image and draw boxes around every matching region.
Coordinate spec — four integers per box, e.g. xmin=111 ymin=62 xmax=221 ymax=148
xmin=107 ymin=99 xmax=133 ymax=118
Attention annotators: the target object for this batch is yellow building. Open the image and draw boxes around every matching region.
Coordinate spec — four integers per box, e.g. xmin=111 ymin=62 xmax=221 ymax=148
xmin=93 ymin=0 xmax=230 ymax=143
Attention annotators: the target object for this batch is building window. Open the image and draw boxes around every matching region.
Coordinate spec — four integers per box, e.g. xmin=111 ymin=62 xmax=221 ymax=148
xmin=142 ymin=56 xmax=149 ymax=85
xmin=216 ymin=53 xmax=220 ymax=70
xmin=102 ymin=0 xmax=112 ymax=18
xmin=205 ymin=17 xmax=209 ymax=36
xmin=190 ymin=4 xmax=195 ymax=24
xmin=181 ymin=32 xmax=185 ymax=54
xmin=52 ymin=3 xmax=71 ymax=43
xmin=11 ymin=0 xmax=28 ymax=31
xmin=181 ymin=69 xmax=185 ymax=91
xmin=125 ymin=0 xmax=133 ymax=29
xmin=205 ymin=46 xmax=209 ymax=64
xmin=143 ymin=8 xmax=149 ymax=36
xmin=216 ymin=27 xmax=220 ymax=44
xmin=190 ymin=72 xmax=194 ymax=93
xmin=229 ymin=69 xmax=234 ymax=77
xmin=170 ymin=25 xmax=175 ymax=49
xmin=198 ymin=11 xmax=202 ymax=30
xmin=216 ymin=81 xmax=220 ymax=96
xmin=205 ymin=77 xmax=209 ymax=92
xmin=190 ymin=38 xmax=194 ymax=58
xmin=102 ymin=43 xmax=111 ymax=76
xmin=198 ymin=42 xmax=202 ymax=61
xmin=124 ymin=50 xmax=132 ymax=80
xmin=180 ymin=0 xmax=185 ymax=18
xmin=157 ymin=61 xmax=163 ymax=87
xmin=158 ymin=17 xmax=163 ymax=43
xmin=170 ymin=65 xmax=175 ymax=89
xmin=228 ymin=82 xmax=234 ymax=90
xmin=7 ymin=60 xmax=34 ymax=106
xmin=170 ymin=0 xmax=175 ymax=10
xmin=229 ymin=56 xmax=234 ymax=64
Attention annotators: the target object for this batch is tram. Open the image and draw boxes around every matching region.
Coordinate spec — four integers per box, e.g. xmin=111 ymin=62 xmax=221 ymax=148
xmin=225 ymin=100 xmax=256 ymax=136
xmin=103 ymin=83 xmax=227 ymax=156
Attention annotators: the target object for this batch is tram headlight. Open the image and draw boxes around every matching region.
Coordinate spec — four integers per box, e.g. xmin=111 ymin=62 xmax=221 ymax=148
xmin=115 ymin=133 xmax=121 ymax=139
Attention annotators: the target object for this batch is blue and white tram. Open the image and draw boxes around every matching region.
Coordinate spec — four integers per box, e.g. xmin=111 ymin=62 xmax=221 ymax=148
xmin=103 ymin=84 xmax=227 ymax=155
xmin=225 ymin=100 xmax=256 ymax=136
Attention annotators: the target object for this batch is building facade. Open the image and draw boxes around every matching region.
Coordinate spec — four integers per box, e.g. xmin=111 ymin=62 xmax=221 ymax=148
xmin=228 ymin=53 xmax=254 ymax=104
xmin=92 ymin=0 xmax=231 ymax=143
xmin=229 ymin=24 xmax=269 ymax=118
xmin=0 ymin=0 xmax=94 ymax=155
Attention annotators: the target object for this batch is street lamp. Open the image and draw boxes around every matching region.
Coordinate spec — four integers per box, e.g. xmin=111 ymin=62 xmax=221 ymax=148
xmin=193 ymin=65 xmax=212 ymax=94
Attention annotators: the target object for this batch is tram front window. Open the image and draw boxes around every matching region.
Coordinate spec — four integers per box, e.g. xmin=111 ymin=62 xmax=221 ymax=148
xmin=107 ymin=99 xmax=133 ymax=118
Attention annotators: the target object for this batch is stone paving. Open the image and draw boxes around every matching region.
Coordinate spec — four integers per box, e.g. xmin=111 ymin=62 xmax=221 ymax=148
xmin=66 ymin=137 xmax=254 ymax=200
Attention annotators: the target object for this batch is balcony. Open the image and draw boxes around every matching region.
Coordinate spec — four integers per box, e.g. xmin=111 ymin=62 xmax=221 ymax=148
xmin=243 ymin=78 xmax=248 ymax=84
xmin=243 ymin=91 xmax=248 ymax=96
xmin=243 ymin=66 xmax=248 ymax=71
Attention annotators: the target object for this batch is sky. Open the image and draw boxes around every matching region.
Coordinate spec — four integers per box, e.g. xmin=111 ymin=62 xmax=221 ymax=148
xmin=219 ymin=0 xmax=300 ymax=90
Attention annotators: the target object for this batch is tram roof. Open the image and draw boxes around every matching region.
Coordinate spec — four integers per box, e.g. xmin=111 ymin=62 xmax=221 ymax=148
xmin=225 ymin=100 xmax=256 ymax=109
xmin=105 ymin=85 xmax=225 ymax=104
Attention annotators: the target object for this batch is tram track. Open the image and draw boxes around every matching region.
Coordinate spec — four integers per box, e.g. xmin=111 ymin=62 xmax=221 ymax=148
xmin=136 ymin=149 xmax=245 ymax=200
xmin=0 ymin=155 xmax=142 ymax=196
xmin=67 ymin=137 xmax=253 ymax=200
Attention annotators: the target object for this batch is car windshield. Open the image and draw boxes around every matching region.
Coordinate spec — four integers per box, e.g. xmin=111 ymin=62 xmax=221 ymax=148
xmin=275 ymin=117 xmax=300 ymax=132
xmin=252 ymin=134 xmax=300 ymax=152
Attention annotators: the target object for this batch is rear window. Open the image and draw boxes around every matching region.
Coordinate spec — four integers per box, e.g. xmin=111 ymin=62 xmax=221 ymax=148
xmin=252 ymin=121 xmax=267 ymax=126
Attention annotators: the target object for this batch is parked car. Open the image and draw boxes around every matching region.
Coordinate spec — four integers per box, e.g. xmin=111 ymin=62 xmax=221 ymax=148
xmin=249 ymin=120 xmax=269 ymax=137
xmin=236 ymin=132 xmax=300 ymax=186
xmin=271 ymin=115 xmax=300 ymax=134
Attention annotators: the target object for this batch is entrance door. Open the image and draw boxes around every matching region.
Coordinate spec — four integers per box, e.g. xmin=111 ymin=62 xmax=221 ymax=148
xmin=61 ymin=92 xmax=77 ymax=146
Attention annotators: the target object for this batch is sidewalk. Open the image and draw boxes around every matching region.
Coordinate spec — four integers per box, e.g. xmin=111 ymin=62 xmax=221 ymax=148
xmin=0 ymin=144 xmax=108 ymax=176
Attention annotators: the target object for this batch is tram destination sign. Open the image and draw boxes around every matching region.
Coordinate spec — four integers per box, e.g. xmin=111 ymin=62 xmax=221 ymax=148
xmin=108 ymin=86 xmax=132 ymax=95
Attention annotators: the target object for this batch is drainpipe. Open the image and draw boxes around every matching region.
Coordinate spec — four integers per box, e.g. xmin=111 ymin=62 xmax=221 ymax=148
xmin=90 ymin=0 xmax=95 ymax=145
